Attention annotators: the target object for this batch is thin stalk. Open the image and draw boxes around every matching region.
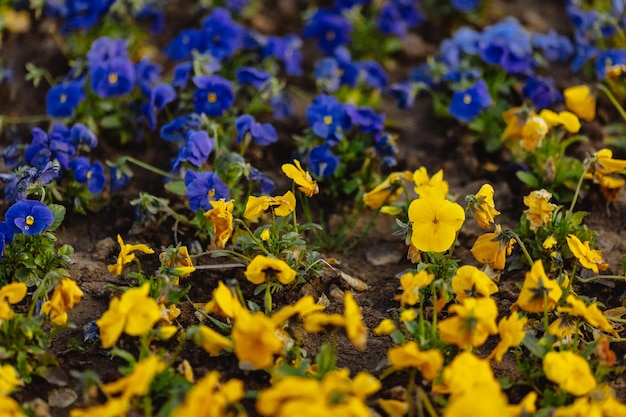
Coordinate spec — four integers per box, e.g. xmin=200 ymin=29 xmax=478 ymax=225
xmin=542 ymin=293 xmax=550 ymax=336
xmin=408 ymin=368 xmax=417 ymax=417
xmin=576 ymin=274 xmax=625 ymax=284
xmin=1 ymin=114 xmax=50 ymax=124
xmin=122 ymin=156 xmax=181 ymax=180
xmin=417 ymin=387 xmax=439 ymax=417
xmin=347 ymin=207 xmax=381 ymax=252
xmin=568 ymin=162 xmax=589 ymax=216
xmin=264 ymin=284 xmax=272 ymax=315
xmin=235 ymin=219 xmax=271 ymax=256
xmin=194 ymin=263 xmax=246 ymax=270
xmin=598 ymin=83 xmax=626 ymax=123
xmin=509 ymin=231 xmax=534 ymax=266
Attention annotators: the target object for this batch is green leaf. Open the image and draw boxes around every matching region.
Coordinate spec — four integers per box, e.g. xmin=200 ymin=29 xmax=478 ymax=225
xmin=516 ymin=171 xmax=540 ymax=188
xmin=521 ymin=334 xmax=549 ymax=358
xmin=100 ymin=114 xmax=122 ymax=129
xmin=164 ymin=180 xmax=187 ymax=196
xmin=47 ymin=204 xmax=66 ymax=232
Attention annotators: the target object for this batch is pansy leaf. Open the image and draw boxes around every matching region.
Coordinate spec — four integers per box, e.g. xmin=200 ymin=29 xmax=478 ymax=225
xmin=164 ymin=180 xmax=187 ymax=196
xmin=516 ymin=171 xmax=540 ymax=188
xmin=48 ymin=204 xmax=66 ymax=232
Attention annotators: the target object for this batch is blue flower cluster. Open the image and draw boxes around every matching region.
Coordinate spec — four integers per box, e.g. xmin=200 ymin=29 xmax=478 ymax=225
xmin=0 ymin=199 xmax=54 ymax=259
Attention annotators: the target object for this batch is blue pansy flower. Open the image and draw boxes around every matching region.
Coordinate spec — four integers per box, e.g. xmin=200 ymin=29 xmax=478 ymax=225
xmin=199 ymin=8 xmax=244 ymax=61
xmin=69 ymin=157 xmax=106 ymax=194
xmin=46 ymin=79 xmax=85 ymax=118
xmin=306 ymin=95 xmax=351 ymax=145
xmin=448 ymin=79 xmax=492 ymax=123
xmin=263 ymin=34 xmax=303 ymax=76
xmin=172 ymin=62 xmax=193 ymax=89
xmin=376 ymin=0 xmax=424 ymax=39
xmin=236 ymin=67 xmax=270 ymax=89
xmin=334 ymin=0 xmax=370 ymax=11
xmin=86 ymin=37 xmax=129 ymax=67
xmin=2 ymin=141 xmax=22 ymax=170
xmin=89 ymin=58 xmax=135 ymax=98
xmin=109 ymin=165 xmax=131 ymax=192
xmin=532 ymin=29 xmax=574 ymax=62
xmin=595 ymin=48 xmax=626 ymax=80
xmin=314 ymin=57 xmax=342 ymax=93
xmin=137 ymin=5 xmax=165 ymax=34
xmin=45 ymin=0 xmax=114 ymax=32
xmin=0 ymin=163 xmax=59 ymax=204
xmin=450 ymin=0 xmax=481 ymax=12
xmin=135 ymin=58 xmax=163 ymax=95
xmin=184 ymin=170 xmax=230 ymax=212
xmin=0 ymin=222 xmax=15 ymax=260
xmin=235 ymin=114 xmax=278 ymax=146
xmin=5 ymin=199 xmax=54 ymax=236
xmin=249 ymin=166 xmax=275 ymax=195
xmin=308 ymin=145 xmax=340 ymax=178
xmin=171 ymin=130 xmax=215 ymax=172
xmin=478 ymin=17 xmax=534 ymax=74
xmin=160 ymin=114 xmax=202 ymax=143
xmin=303 ymin=9 xmax=353 ymax=54
xmin=69 ymin=123 xmax=98 ymax=151
xmin=25 ymin=125 xmax=77 ymax=169
xmin=269 ymin=93 xmax=294 ymax=120
xmin=192 ymin=75 xmax=234 ymax=117
xmin=165 ymin=29 xmax=202 ymax=61
xmin=345 ymin=105 xmax=385 ymax=134
xmin=375 ymin=133 xmax=398 ymax=168
xmin=390 ymin=81 xmax=418 ymax=110
xmin=357 ymin=60 xmax=388 ymax=88
xmin=142 ymin=83 xmax=177 ymax=131
xmin=522 ymin=76 xmax=562 ymax=110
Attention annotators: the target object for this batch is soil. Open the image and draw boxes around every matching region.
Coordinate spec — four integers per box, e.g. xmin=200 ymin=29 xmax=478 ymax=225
xmin=1 ymin=1 xmax=626 ymax=416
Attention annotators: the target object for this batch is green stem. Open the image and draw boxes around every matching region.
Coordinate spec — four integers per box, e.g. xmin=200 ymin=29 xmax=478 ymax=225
xmin=347 ymin=207 xmax=381 ymax=252
xmin=235 ymin=219 xmax=271 ymax=256
xmin=1 ymin=114 xmax=51 ymax=124
xmin=264 ymin=283 xmax=272 ymax=315
xmin=568 ymin=161 xmax=589 ymax=216
xmin=597 ymin=83 xmax=626 ymax=123
xmin=122 ymin=156 xmax=181 ymax=180
xmin=408 ymin=368 xmax=417 ymax=417
xmin=194 ymin=263 xmax=246 ymax=270
xmin=575 ymin=274 xmax=625 ymax=284
xmin=542 ymin=293 xmax=550 ymax=336
xmin=417 ymin=387 xmax=439 ymax=417
xmin=509 ymin=231 xmax=534 ymax=266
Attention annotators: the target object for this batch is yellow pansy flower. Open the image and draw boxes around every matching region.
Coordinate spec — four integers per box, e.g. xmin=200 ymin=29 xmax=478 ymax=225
xmin=203 ymin=199 xmax=234 ymax=248
xmin=204 ymin=281 xmax=244 ymax=319
xmin=195 ymin=325 xmax=233 ymax=355
xmin=408 ymin=190 xmax=465 ymax=253
xmin=69 ymin=397 xmax=130 ymax=417
xmin=520 ymin=114 xmax=548 ymax=151
xmin=523 ymin=189 xmax=556 ymax=232
xmin=443 ymin=385 xmax=509 ymax=417
xmin=466 ymin=184 xmax=500 ymax=230
xmin=543 ymin=350 xmax=596 ymax=396
xmin=489 ymin=313 xmax=527 ymax=362
xmin=171 ymin=371 xmax=243 ymax=417
xmin=399 ymin=308 xmax=417 ymax=322
xmin=413 ymin=167 xmax=449 ymax=197
xmin=363 ymin=171 xmax=412 ymax=210
xmin=108 ymin=234 xmax=155 ymax=276
xmin=395 ymin=270 xmax=435 ymax=306
xmin=378 ymin=399 xmax=408 ymax=417
xmin=232 ymin=309 xmax=283 ymax=369
xmin=101 ymin=355 xmax=166 ymax=399
xmin=593 ymin=148 xmax=626 ymax=176
xmin=470 ymin=225 xmax=515 ymax=270
xmin=0 ymin=365 xmax=22 ymax=395
xmin=566 ymin=234 xmax=609 ymax=274
xmin=516 ymin=260 xmax=562 ymax=313
xmin=538 ymin=109 xmax=581 ymax=133
xmin=451 ymin=265 xmax=498 ymax=301
xmin=548 ymin=317 xmax=581 ymax=345
xmin=40 ymin=278 xmax=84 ymax=326
xmin=244 ymin=255 xmax=297 ymax=285
xmin=564 ymin=85 xmax=596 ymax=121
xmin=282 ymin=159 xmax=319 ymax=197
xmin=439 ymin=351 xmax=501 ymax=398
xmin=387 ymin=341 xmax=443 ymax=381
xmin=373 ymin=319 xmax=396 ymax=335
xmin=270 ymin=295 xmax=325 ymax=326
xmin=344 ymin=292 xmax=367 ymax=351
xmin=0 ymin=282 xmax=27 ymax=321
xmin=438 ymin=296 xmax=498 ymax=348
xmin=96 ymin=283 xmax=161 ymax=348
xmin=244 ymin=191 xmax=296 ymax=220
xmin=159 ymin=245 xmax=195 ymax=280
xmin=557 ymin=295 xmax=613 ymax=333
